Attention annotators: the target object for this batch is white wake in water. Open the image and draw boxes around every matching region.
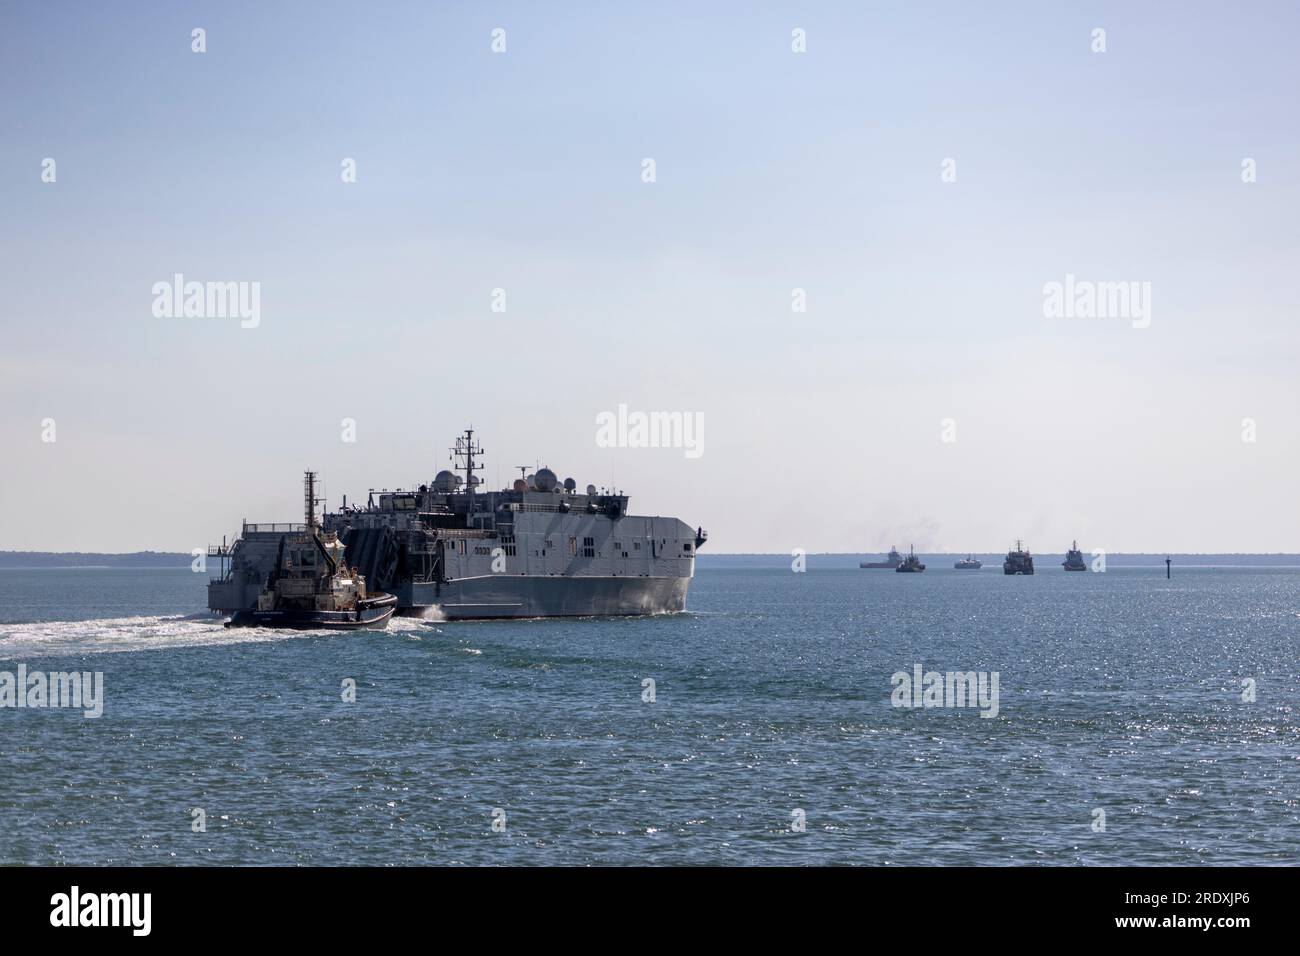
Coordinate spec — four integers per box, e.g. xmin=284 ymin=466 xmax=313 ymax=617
xmin=0 ymin=615 xmax=348 ymax=659
xmin=409 ymin=605 xmax=447 ymax=622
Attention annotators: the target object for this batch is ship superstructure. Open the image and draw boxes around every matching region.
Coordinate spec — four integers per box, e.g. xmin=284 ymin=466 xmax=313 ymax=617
xmin=208 ymin=429 xmax=706 ymax=620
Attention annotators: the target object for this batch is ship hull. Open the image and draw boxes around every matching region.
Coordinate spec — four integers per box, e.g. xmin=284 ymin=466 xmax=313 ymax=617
xmin=396 ymin=575 xmax=690 ymax=620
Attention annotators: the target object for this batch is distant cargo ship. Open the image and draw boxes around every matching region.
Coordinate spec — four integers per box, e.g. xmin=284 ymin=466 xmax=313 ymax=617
xmin=1003 ymin=540 xmax=1035 ymax=575
xmin=1063 ymin=540 xmax=1087 ymax=571
xmin=895 ymin=546 xmax=925 ymax=573
xmin=954 ymin=555 xmax=982 ymax=570
xmin=861 ymin=546 xmax=903 ymax=569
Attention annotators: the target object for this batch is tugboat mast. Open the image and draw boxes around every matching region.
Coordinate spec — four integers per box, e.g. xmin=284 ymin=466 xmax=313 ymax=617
xmin=304 ymin=471 xmax=322 ymax=530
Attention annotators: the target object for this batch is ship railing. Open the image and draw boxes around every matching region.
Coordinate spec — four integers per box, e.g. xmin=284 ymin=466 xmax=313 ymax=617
xmin=242 ymin=522 xmax=309 ymax=534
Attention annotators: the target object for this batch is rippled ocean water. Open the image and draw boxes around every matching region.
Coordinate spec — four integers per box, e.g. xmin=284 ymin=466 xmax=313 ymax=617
xmin=0 ymin=565 xmax=1295 ymax=865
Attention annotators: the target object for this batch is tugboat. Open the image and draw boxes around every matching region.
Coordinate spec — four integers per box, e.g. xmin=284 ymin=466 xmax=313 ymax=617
xmin=861 ymin=546 xmax=903 ymax=569
xmin=954 ymin=554 xmax=982 ymax=570
xmin=1003 ymin=540 xmax=1035 ymax=575
xmin=1062 ymin=540 xmax=1087 ymax=571
xmin=895 ymin=545 xmax=926 ymax=573
xmin=226 ymin=472 xmax=397 ymax=630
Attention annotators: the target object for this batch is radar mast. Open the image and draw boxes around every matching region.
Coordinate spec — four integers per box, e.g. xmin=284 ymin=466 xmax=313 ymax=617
xmin=451 ymin=428 xmax=485 ymax=525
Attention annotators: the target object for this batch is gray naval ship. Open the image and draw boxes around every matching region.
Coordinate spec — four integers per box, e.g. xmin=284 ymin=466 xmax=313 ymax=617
xmin=208 ymin=429 xmax=707 ymax=620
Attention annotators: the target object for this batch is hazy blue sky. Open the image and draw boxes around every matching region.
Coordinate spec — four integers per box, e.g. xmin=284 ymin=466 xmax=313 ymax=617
xmin=2 ymin=1 xmax=1297 ymax=553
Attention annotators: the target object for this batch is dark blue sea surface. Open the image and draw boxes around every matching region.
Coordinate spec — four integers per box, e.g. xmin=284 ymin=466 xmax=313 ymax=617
xmin=0 ymin=566 xmax=1295 ymax=865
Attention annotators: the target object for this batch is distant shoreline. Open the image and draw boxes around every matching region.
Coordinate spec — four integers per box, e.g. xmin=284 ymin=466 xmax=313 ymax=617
xmin=0 ymin=552 xmax=195 ymax=569
xmin=3 ymin=550 xmax=1299 ymax=570
xmin=0 ymin=565 xmax=198 ymax=571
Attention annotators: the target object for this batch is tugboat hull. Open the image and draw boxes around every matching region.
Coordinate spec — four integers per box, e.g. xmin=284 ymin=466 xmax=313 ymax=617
xmin=226 ymin=593 xmax=397 ymax=630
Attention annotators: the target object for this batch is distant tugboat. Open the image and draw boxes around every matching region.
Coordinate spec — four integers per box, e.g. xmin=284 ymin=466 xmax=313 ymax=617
xmin=1062 ymin=540 xmax=1087 ymax=571
xmin=954 ymin=554 xmax=982 ymax=570
xmin=861 ymin=546 xmax=903 ymax=569
xmin=1003 ymin=540 xmax=1035 ymax=575
xmin=895 ymin=546 xmax=926 ymax=573
xmin=226 ymin=472 xmax=397 ymax=630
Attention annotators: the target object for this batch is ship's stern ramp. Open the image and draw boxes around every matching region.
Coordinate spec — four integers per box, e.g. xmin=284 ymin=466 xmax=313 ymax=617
xmin=342 ymin=527 xmax=401 ymax=593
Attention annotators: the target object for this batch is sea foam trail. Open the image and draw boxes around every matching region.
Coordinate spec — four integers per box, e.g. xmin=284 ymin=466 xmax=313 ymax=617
xmin=0 ymin=615 xmax=337 ymax=660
